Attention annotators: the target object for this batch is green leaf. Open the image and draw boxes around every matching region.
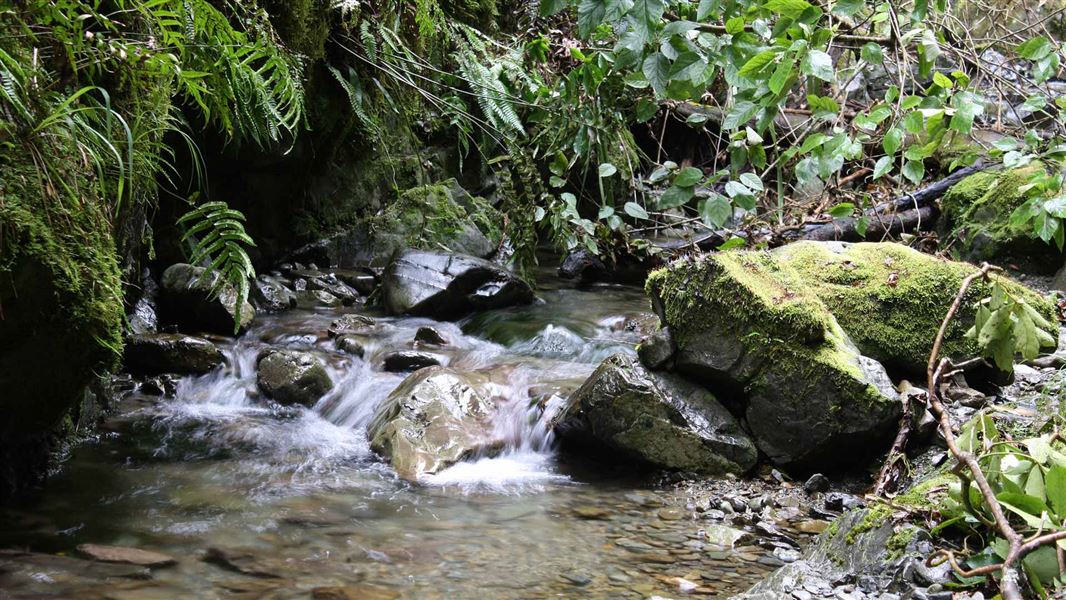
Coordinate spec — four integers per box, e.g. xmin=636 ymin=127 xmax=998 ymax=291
xmin=643 ymin=52 xmax=671 ymax=97
xmin=764 ymin=0 xmax=813 ymax=20
xmin=598 ymin=205 xmax=615 ymax=219
xmin=833 ymin=0 xmax=863 ymax=16
xmin=768 ymin=55 xmax=796 ymax=95
xmin=577 ymin=0 xmax=607 ymax=38
xmin=901 ymin=160 xmax=925 ymax=184
xmin=873 ymin=156 xmax=893 ymax=179
xmin=674 ymin=167 xmax=704 ymax=187
xmin=932 ymin=71 xmax=954 ymax=89
xmin=1017 ymin=36 xmax=1053 ymax=60
xmin=878 ymin=127 xmax=903 ymax=154
xmin=802 ymin=50 xmax=834 ymax=82
xmin=861 ymin=42 xmax=883 ymax=65
xmin=1046 ymin=465 xmax=1066 ymax=515
xmin=725 ymin=16 xmax=746 ymax=34
xmin=539 ymin=0 xmax=569 ymax=16
xmin=659 ymin=185 xmax=695 ymax=208
xmin=739 ymin=50 xmax=779 ymax=80
xmin=828 ymin=203 xmax=855 ymax=218
xmin=635 ymin=99 xmax=659 ymax=122
xmin=855 ymin=216 xmax=870 ymax=237
xmin=700 ymin=194 xmax=733 ymax=228
xmin=739 ymin=172 xmax=764 ymax=192
xmin=599 ymin=163 xmax=618 ymax=178
xmin=722 ymin=101 xmax=759 ymax=129
xmin=632 ymin=0 xmax=665 ymax=44
xmin=624 ymin=201 xmax=649 ymax=219
xmin=697 ymin=0 xmax=719 ymax=20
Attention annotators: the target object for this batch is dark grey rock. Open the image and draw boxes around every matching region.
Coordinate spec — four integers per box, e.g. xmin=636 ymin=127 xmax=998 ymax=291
xmin=251 ymin=275 xmax=297 ymax=312
xmin=555 ymin=353 xmax=757 ymax=475
xmin=732 ymin=509 xmax=927 ymax=600
xmin=256 ymin=350 xmax=333 ymax=407
xmin=306 ymin=274 xmax=359 ymax=305
xmin=383 ymin=351 xmax=442 ymax=372
xmin=328 ymin=314 xmax=376 ymax=338
xmin=336 ymin=335 xmax=366 ymax=358
xmin=382 ymin=249 xmax=533 ymax=319
xmin=124 ymin=333 xmax=223 ymax=376
xmin=333 ymin=269 xmax=378 ymax=295
xmin=159 ymin=263 xmax=255 ymax=334
xmin=637 ymin=327 xmax=676 ymax=370
xmin=804 ymin=474 xmax=830 ymax=495
xmin=414 ymin=326 xmax=449 ymax=346
xmin=295 ymin=289 xmax=342 ymax=309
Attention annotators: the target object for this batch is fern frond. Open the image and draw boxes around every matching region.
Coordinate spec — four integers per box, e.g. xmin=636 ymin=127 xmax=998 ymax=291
xmin=178 ymin=200 xmax=257 ymax=333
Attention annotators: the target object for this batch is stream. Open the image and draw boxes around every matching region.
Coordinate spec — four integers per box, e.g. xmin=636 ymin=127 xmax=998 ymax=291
xmin=0 ymin=267 xmax=804 ymax=599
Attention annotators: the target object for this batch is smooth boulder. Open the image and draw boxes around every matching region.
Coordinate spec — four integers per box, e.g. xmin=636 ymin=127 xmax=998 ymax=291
xmin=556 ymin=354 xmax=757 ymax=475
xmin=159 ymin=264 xmax=255 ymax=334
xmin=368 ymin=367 xmax=502 ymax=480
xmin=382 ymin=249 xmax=533 ymax=319
xmin=124 ymin=333 xmax=223 ymax=375
xmin=256 ymin=350 xmax=333 ymax=407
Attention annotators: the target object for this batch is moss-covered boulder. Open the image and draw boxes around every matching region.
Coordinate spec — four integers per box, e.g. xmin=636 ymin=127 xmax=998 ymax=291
xmin=1 ymin=144 xmax=125 ymax=500
xmin=941 ymin=166 xmax=1063 ymax=272
xmin=368 ymin=367 xmax=503 ymax=481
xmin=646 ymin=241 xmax=1057 ymax=468
xmin=556 ymin=354 xmax=758 ymax=475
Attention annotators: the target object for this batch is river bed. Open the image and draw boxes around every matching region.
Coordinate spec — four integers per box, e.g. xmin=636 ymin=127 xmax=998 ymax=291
xmin=0 ymin=269 xmax=814 ymax=599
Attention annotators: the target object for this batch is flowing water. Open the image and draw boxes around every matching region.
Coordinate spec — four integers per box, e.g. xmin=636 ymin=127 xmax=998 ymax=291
xmin=0 ymin=269 xmax=795 ymax=599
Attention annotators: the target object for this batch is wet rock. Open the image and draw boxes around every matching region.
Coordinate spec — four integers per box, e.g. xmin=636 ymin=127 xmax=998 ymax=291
xmin=573 ymin=506 xmax=611 ymax=520
xmin=328 ymin=314 xmax=376 ymax=337
xmin=637 ymin=327 xmax=676 ymax=370
xmin=556 ymin=353 xmax=757 ymax=475
xmin=306 ymin=274 xmax=360 ymax=305
xmin=76 ymin=544 xmax=177 ymax=568
xmin=129 ymin=269 xmax=159 ymax=335
xmin=295 ymin=289 xmax=343 ymax=309
xmin=0 ymin=549 xmax=151 ymax=580
xmin=414 ymin=326 xmax=449 ymax=346
xmin=382 ymin=249 xmax=533 ymax=319
xmin=733 ymin=508 xmax=927 ymax=600
xmin=803 ymin=474 xmax=830 ymax=495
xmin=382 ymin=351 xmax=443 ymax=372
xmin=795 ymin=520 xmax=831 ymax=534
xmin=251 ymin=274 xmax=297 ymax=312
xmin=203 ymin=547 xmax=282 ymax=578
xmin=140 ymin=375 xmax=177 ymax=397
xmin=159 ymin=263 xmax=256 ymax=334
xmin=312 ymin=585 xmax=400 ymax=600
xmin=256 ymin=350 xmax=333 ymax=407
xmin=333 ymin=269 xmax=378 ymax=295
xmin=123 ymin=333 xmax=223 ymax=376
xmin=335 ymin=335 xmax=366 ymax=358
xmin=368 ymin=367 xmax=502 ymax=480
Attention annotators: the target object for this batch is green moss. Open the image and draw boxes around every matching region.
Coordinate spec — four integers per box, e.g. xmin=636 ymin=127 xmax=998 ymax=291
xmin=0 ymin=143 xmax=124 ymax=433
xmin=264 ymin=0 xmax=333 ymax=61
xmin=773 ymin=242 xmax=1052 ymax=371
xmin=845 ymin=503 xmax=894 ymax=544
xmin=941 ymin=166 xmax=1059 ymax=268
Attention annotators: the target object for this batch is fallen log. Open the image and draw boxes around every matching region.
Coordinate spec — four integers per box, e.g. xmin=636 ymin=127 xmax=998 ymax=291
xmin=560 ymin=163 xmax=991 ymax=281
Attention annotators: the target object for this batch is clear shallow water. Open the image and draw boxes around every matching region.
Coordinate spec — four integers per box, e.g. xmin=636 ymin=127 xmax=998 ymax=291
xmin=0 ymin=275 xmax=782 ymax=599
